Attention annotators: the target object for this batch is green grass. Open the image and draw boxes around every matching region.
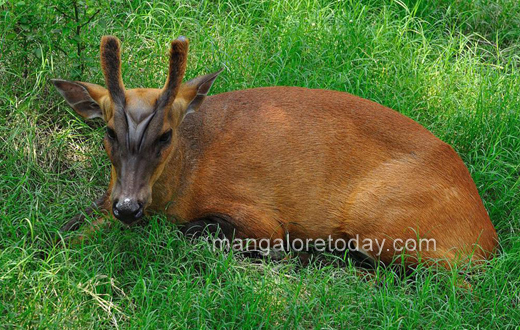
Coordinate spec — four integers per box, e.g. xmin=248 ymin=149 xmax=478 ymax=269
xmin=1 ymin=0 xmax=520 ymax=328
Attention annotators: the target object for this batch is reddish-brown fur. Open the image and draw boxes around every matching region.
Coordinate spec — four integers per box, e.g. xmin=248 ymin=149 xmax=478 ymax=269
xmin=53 ymin=36 xmax=498 ymax=267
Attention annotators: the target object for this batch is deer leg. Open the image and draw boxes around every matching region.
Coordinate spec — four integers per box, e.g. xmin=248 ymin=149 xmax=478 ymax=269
xmin=181 ymin=214 xmax=237 ymax=241
xmin=61 ymin=191 xmax=110 ymax=232
xmin=180 ymin=206 xmax=289 ymax=261
xmin=57 ymin=192 xmax=114 ymax=247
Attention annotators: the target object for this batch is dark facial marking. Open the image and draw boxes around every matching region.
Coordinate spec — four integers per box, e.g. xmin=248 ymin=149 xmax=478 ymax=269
xmin=110 ymin=89 xmax=168 ymax=154
xmin=125 ymin=111 xmax=156 ymax=153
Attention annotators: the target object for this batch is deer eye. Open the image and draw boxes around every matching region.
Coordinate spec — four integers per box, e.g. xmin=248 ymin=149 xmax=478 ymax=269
xmin=106 ymin=127 xmax=117 ymax=141
xmin=158 ymin=130 xmax=172 ymax=145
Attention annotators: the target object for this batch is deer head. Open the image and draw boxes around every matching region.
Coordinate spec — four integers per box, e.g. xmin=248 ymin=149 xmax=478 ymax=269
xmin=52 ymin=36 xmax=221 ymax=224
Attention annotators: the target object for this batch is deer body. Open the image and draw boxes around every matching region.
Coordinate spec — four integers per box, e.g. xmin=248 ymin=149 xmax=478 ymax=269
xmin=53 ymin=36 xmax=497 ymax=267
xmin=153 ymin=87 xmax=497 ymax=264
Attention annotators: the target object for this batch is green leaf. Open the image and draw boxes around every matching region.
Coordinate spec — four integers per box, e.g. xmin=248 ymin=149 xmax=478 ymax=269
xmin=33 ymin=47 xmax=42 ymax=58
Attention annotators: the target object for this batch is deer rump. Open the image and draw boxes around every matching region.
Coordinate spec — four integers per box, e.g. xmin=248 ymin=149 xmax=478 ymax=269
xmin=164 ymin=86 xmax=498 ymax=267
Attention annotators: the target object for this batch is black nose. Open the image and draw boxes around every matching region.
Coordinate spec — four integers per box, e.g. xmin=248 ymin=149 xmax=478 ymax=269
xmin=112 ymin=198 xmax=144 ymax=224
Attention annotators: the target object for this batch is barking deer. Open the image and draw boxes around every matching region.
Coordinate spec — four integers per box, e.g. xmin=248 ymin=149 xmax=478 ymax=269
xmin=52 ymin=36 xmax=498 ymax=268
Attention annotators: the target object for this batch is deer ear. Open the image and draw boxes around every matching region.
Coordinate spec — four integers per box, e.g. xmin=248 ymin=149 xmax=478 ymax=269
xmin=178 ymin=69 xmax=222 ymax=115
xmin=52 ymin=79 xmax=109 ymax=120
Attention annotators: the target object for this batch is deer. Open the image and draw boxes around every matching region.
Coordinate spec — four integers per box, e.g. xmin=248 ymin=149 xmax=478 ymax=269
xmin=52 ymin=35 xmax=498 ymax=268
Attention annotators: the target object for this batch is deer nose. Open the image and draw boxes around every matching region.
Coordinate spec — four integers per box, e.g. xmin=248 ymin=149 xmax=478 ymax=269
xmin=112 ymin=198 xmax=144 ymax=224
